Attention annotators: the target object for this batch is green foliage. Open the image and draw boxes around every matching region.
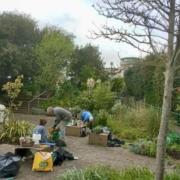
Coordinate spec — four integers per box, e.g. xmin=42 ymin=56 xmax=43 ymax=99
xmin=70 ymin=106 xmax=81 ymax=117
xmin=95 ymin=109 xmax=109 ymax=126
xmin=76 ymin=91 xmax=95 ymax=111
xmin=124 ymin=54 xmax=165 ymax=107
xmin=124 ymin=66 xmax=145 ymax=99
xmin=2 ymin=75 xmax=23 ymax=111
xmin=165 ymin=170 xmax=180 ymax=180
xmin=69 ymin=44 xmax=107 ymax=87
xmin=111 ymin=77 xmax=124 ymax=93
xmin=92 ymin=126 xmax=103 ymax=134
xmin=59 ymin=166 xmax=180 ymax=180
xmin=75 ymin=83 xmax=115 ymax=111
xmin=167 ymin=144 xmax=180 ymax=159
xmin=111 ymin=103 xmax=128 ymax=114
xmin=130 ymin=140 xmax=180 ymax=159
xmin=0 ymin=12 xmax=40 ymax=87
xmin=0 ymin=12 xmax=39 ymax=45
xmin=167 ymin=144 xmax=180 ymax=152
xmin=146 ymin=108 xmax=161 ymax=139
xmin=0 ymin=120 xmax=34 ymax=144
xmin=59 ymin=166 xmax=152 ymax=180
xmin=35 ymin=26 xmax=74 ymax=91
xmin=108 ymin=103 xmax=161 ymax=140
xmin=118 ymin=168 xmax=153 ymax=180
xmin=129 ymin=139 xmax=157 ymax=157
xmin=55 ymin=80 xmax=80 ymax=106
xmin=166 ymin=132 xmax=180 ymax=145
xmin=40 ymin=97 xmax=62 ymax=110
xmin=92 ymin=83 xmax=116 ymax=111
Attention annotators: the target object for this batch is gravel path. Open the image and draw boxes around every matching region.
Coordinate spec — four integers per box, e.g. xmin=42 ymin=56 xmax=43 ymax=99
xmin=0 ymin=113 xmax=178 ymax=180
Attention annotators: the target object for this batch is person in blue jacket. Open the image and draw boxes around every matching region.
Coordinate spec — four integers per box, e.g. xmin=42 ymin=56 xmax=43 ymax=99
xmin=33 ymin=119 xmax=48 ymax=143
xmin=80 ymin=110 xmax=94 ymax=129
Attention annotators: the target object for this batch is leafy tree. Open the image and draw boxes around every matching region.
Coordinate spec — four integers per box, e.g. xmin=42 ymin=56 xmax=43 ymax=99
xmin=123 ymin=53 xmax=178 ymax=110
xmin=69 ymin=44 xmax=107 ymax=88
xmin=124 ymin=54 xmax=165 ymax=107
xmin=0 ymin=12 xmax=40 ymax=87
xmin=35 ymin=27 xmax=74 ymax=91
xmin=93 ymin=1 xmax=180 ymax=179
xmin=124 ymin=66 xmax=145 ymax=99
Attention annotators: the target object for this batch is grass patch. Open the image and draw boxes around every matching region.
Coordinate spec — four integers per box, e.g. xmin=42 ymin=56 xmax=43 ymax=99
xmin=58 ymin=166 xmax=180 ymax=180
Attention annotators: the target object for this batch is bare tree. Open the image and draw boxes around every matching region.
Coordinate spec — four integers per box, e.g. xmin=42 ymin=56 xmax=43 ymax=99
xmin=93 ymin=0 xmax=180 ymax=179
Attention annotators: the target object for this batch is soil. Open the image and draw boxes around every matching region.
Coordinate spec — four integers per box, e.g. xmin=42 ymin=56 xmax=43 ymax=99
xmin=0 ymin=113 xmax=179 ymax=180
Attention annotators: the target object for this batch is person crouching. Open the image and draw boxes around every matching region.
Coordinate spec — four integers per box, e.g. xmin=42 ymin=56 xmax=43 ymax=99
xmin=33 ymin=119 xmax=48 ymax=143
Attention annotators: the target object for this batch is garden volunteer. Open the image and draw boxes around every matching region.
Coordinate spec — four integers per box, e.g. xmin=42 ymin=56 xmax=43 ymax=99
xmin=47 ymin=106 xmax=72 ymax=129
xmin=80 ymin=110 xmax=94 ymax=129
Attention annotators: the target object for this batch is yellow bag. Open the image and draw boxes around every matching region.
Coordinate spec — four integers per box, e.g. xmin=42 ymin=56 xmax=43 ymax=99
xmin=32 ymin=152 xmax=53 ymax=171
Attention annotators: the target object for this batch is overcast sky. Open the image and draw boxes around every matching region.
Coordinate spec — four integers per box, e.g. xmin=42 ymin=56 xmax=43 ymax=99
xmin=0 ymin=0 xmax=142 ymax=67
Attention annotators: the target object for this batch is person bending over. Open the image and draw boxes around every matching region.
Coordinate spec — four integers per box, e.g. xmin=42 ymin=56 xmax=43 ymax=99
xmin=47 ymin=106 xmax=72 ymax=129
xmin=80 ymin=110 xmax=94 ymax=129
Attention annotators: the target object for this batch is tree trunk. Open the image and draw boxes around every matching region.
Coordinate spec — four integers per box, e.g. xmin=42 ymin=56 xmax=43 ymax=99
xmin=155 ymin=63 xmax=174 ymax=180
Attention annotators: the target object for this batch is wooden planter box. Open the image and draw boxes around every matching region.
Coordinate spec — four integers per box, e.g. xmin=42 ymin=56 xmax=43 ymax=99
xmin=65 ymin=125 xmax=86 ymax=137
xmin=89 ymin=133 xmax=108 ymax=146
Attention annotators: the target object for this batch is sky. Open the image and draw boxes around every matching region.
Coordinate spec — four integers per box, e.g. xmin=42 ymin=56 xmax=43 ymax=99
xmin=0 ymin=0 xmax=142 ymax=67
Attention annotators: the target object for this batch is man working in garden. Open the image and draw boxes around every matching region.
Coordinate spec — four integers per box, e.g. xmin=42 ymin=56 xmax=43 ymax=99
xmin=47 ymin=106 xmax=72 ymax=129
xmin=80 ymin=110 xmax=94 ymax=129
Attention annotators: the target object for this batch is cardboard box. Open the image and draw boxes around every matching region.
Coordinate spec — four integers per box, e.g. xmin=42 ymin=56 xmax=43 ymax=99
xmin=89 ymin=133 xmax=108 ymax=146
xmin=65 ymin=126 xmax=86 ymax=137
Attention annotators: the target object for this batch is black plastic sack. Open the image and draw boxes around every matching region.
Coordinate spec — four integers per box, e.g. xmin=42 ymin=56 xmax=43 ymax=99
xmin=53 ymin=147 xmax=74 ymax=166
xmin=107 ymin=132 xmax=125 ymax=147
xmin=0 ymin=152 xmax=21 ymax=178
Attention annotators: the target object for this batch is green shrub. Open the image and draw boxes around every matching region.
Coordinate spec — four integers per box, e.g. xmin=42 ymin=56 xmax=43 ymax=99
xmin=40 ymin=97 xmax=61 ymax=110
xmin=146 ymin=108 xmax=161 ymax=139
xmin=108 ymin=103 xmax=161 ymax=140
xmin=119 ymin=128 xmax=146 ymax=140
xmin=129 ymin=139 xmax=180 ymax=159
xmin=76 ymin=91 xmax=95 ymax=111
xmin=111 ymin=103 xmax=128 ymax=115
xmin=111 ymin=77 xmax=124 ymax=93
xmin=0 ymin=120 xmax=34 ymax=144
xmin=166 ymin=132 xmax=180 ymax=145
xmin=70 ymin=106 xmax=81 ymax=117
xmin=40 ymin=90 xmax=80 ymax=110
xmin=166 ymin=144 xmax=180 ymax=159
xmin=92 ymin=83 xmax=116 ymax=111
xmin=92 ymin=125 xmax=103 ymax=134
xmin=95 ymin=109 xmax=110 ymax=126
xmin=129 ymin=139 xmax=156 ymax=157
